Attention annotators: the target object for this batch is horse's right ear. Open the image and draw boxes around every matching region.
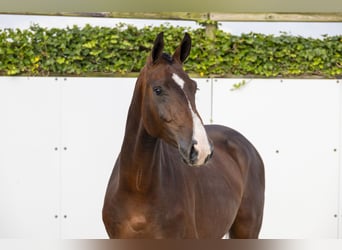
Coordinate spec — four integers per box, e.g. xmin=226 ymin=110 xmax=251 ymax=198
xmin=172 ymin=33 xmax=191 ymax=64
xmin=150 ymin=32 xmax=164 ymax=64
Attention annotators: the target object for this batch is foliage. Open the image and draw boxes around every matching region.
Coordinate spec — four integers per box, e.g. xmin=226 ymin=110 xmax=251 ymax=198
xmin=0 ymin=23 xmax=341 ymax=77
xmin=230 ymin=79 xmax=248 ymax=91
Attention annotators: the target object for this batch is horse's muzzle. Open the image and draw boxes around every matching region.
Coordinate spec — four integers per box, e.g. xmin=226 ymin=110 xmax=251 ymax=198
xmin=180 ymin=140 xmax=213 ymax=167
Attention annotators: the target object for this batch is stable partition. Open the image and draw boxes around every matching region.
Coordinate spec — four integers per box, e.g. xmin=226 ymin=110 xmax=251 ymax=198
xmin=0 ymin=77 xmax=341 ymax=238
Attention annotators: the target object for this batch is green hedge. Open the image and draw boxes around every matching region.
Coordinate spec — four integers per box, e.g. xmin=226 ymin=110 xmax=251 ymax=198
xmin=0 ymin=23 xmax=341 ymax=77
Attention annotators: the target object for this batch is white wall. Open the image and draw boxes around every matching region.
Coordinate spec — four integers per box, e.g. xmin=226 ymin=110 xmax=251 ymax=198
xmin=0 ymin=77 xmax=341 ymax=238
xmin=212 ymin=79 xmax=341 ymax=238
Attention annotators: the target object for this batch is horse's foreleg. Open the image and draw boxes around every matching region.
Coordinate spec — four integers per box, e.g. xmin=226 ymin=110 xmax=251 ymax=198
xmin=229 ymin=208 xmax=263 ymax=238
xmin=228 ymin=188 xmax=264 ymax=239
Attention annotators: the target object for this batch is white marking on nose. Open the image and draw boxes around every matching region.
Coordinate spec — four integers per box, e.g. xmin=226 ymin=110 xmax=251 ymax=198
xmin=172 ymin=73 xmax=185 ymax=89
xmin=189 ymin=105 xmax=212 ymax=166
xmin=172 ymin=73 xmax=211 ymax=166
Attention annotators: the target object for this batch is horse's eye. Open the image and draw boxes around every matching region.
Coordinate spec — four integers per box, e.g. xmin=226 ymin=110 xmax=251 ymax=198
xmin=153 ymin=86 xmax=163 ymax=96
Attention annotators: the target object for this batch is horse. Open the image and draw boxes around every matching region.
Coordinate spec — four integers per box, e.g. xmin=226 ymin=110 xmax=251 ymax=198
xmin=102 ymin=32 xmax=265 ymax=238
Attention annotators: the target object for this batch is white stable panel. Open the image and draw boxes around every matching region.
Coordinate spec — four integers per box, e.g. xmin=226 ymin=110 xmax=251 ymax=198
xmin=212 ymin=79 xmax=340 ymax=238
xmin=59 ymin=78 xmax=135 ymax=238
xmin=194 ymin=78 xmax=212 ymax=124
xmin=0 ymin=77 xmax=61 ymax=238
xmin=0 ymin=77 xmax=340 ymax=239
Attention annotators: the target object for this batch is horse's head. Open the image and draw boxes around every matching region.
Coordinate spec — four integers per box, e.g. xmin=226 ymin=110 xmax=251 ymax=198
xmin=140 ymin=32 xmax=213 ymax=167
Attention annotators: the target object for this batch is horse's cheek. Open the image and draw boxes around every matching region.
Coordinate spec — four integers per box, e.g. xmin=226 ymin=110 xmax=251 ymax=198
xmin=159 ymin=106 xmax=172 ymax=123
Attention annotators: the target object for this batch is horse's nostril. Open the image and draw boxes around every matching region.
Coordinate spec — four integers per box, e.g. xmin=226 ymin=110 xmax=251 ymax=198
xmin=189 ymin=144 xmax=198 ymax=164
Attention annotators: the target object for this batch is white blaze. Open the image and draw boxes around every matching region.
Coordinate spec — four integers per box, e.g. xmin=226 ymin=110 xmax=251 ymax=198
xmin=172 ymin=73 xmax=185 ymax=89
xmin=172 ymin=73 xmax=212 ymax=166
xmin=188 ymin=104 xmax=212 ymax=166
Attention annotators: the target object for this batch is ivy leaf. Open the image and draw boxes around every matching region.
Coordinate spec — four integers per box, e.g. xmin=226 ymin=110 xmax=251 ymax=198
xmin=56 ymin=57 xmax=65 ymax=64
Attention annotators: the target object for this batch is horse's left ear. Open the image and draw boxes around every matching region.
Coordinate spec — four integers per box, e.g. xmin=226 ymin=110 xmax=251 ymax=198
xmin=151 ymin=32 xmax=164 ymax=64
xmin=173 ymin=33 xmax=191 ymax=64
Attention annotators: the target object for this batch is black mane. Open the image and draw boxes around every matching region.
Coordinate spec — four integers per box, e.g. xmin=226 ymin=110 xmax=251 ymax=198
xmin=161 ymin=53 xmax=173 ymax=64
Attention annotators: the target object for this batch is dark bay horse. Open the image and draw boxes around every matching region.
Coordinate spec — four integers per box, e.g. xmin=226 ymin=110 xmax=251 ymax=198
xmin=102 ymin=32 xmax=265 ymax=238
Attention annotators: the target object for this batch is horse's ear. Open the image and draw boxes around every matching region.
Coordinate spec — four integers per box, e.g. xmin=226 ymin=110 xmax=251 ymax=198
xmin=173 ymin=33 xmax=191 ymax=64
xmin=151 ymin=32 xmax=164 ymax=64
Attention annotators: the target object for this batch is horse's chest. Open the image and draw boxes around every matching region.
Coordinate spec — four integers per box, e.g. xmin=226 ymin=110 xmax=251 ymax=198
xmin=121 ymin=213 xmax=156 ymax=238
xmin=108 ymin=196 xmax=184 ymax=238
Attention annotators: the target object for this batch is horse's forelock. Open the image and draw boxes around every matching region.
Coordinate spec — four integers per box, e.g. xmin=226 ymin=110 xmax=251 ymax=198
xmin=161 ymin=53 xmax=174 ymax=64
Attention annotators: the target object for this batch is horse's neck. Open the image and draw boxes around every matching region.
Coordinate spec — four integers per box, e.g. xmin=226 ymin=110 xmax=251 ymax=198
xmin=118 ymin=76 xmax=160 ymax=192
